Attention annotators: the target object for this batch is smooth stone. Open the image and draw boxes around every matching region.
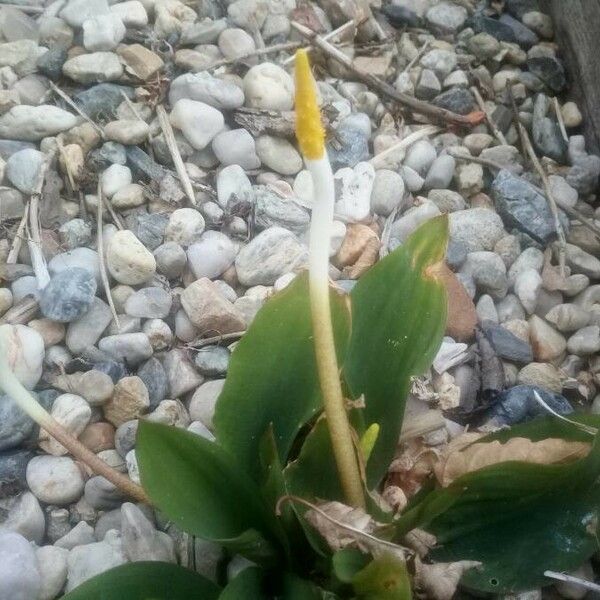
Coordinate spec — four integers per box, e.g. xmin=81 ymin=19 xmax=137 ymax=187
xmin=236 ymin=227 xmax=306 ymax=286
xmin=527 ymin=56 xmax=566 ymax=93
xmin=84 ymin=475 xmax=124 ymax=510
xmin=66 ymin=530 xmax=126 ymax=592
xmin=5 ymin=148 xmax=44 ymax=194
xmin=125 ymin=213 xmax=168 ymax=252
xmin=0 ymin=324 xmax=44 ymax=390
xmin=59 ymin=218 xmax=93 ymax=250
xmin=51 ymin=371 xmax=113 ymax=407
xmin=432 ymin=88 xmax=474 ymax=115
xmin=66 ymin=297 xmax=112 ymax=354
xmin=188 ymin=379 xmax=225 ymax=430
xmin=154 ymin=242 xmax=187 ymax=279
xmin=143 ymin=319 xmax=172 ymax=351
xmin=162 ymin=348 xmax=203 ymax=399
xmin=170 ymin=99 xmax=224 ymax=151
xmin=62 ymin=52 xmax=123 ymax=84
xmin=164 ymin=208 xmax=206 ymax=248
xmin=243 ymin=62 xmax=293 ymax=111
xmin=460 ymin=251 xmax=508 ymax=298
xmin=514 ymin=268 xmax=542 ymax=314
xmin=420 ymin=48 xmax=457 ymax=79
xmin=137 ymin=357 xmax=169 ymax=410
xmin=0 ymin=449 xmax=34 ymax=497
xmin=426 ymin=1 xmax=467 ymax=33
xmin=327 ymin=125 xmax=369 ymax=171
xmin=255 ymin=135 xmax=302 ymax=175
xmin=548 ymin=175 xmax=577 ymax=208
xmin=212 ymin=128 xmax=260 ymax=169
xmin=567 ymin=326 xmax=600 ymax=356
xmin=0 ymin=532 xmax=41 ymax=600
xmin=36 ymin=546 xmax=68 ymax=600
xmin=104 ymin=120 xmax=149 ymax=146
xmin=39 ymin=394 xmax=91 ymax=456
xmin=400 ymin=165 xmax=424 ymax=192
xmin=106 ymin=230 xmax=156 ymax=285
xmin=115 ymin=420 xmax=138 ymax=459
xmin=103 ymin=376 xmax=149 ymax=426
xmin=390 ymin=200 xmax=441 ymax=246
xmin=424 ymin=155 xmax=456 ymax=190
xmin=117 ymin=43 xmax=163 ymax=81
xmin=428 ymin=189 xmax=466 ymax=213
xmin=334 ymin=162 xmax=375 ymax=223
xmin=194 ymin=345 xmax=230 ymax=377
xmin=60 ymin=0 xmax=109 ymax=27
xmin=416 ymin=68 xmax=441 ymax=100
xmin=26 ymin=456 xmax=84 ymax=505
xmin=98 ymin=332 xmax=153 ymax=366
xmin=476 ymin=294 xmax=499 ymax=323
xmin=74 ymin=83 xmax=134 ymax=121
xmin=110 ymin=1 xmax=148 ymax=27
xmin=255 ymin=186 xmax=310 ymax=234
xmin=370 ymin=169 xmax=405 ymax=216
xmin=404 ymin=139 xmax=437 ymax=176
xmin=561 ymin=102 xmax=583 ymax=128
xmin=124 ymin=287 xmax=172 ymax=319
xmin=0 ymin=105 xmax=77 ymax=141
xmin=564 ymin=243 xmax=600 ymax=279
xmin=181 ymin=278 xmax=246 ymax=334
xmin=481 ymin=320 xmax=533 ymax=363
xmin=0 ymin=491 xmax=44 ymax=543
xmin=491 ymin=169 xmax=556 ymax=245
xmin=82 ymin=14 xmax=125 ymax=51
xmin=100 ymin=163 xmax=131 ymax=198
xmin=121 ymin=502 xmax=175 ymax=562
xmin=546 ymin=304 xmax=591 ymax=333
xmin=449 ymin=208 xmax=505 ymax=253
xmin=216 ymin=163 xmax=253 ymax=210
xmin=568 ymin=154 xmax=600 ymax=195
xmin=528 ymin=314 xmax=567 ymax=361
xmin=187 ymin=231 xmax=237 ymax=280
xmin=54 ymin=521 xmax=96 ymax=550
xmin=39 ymin=268 xmax=97 ymax=323
xmin=169 ymin=72 xmax=244 ymax=110
xmin=508 ymin=247 xmax=544 ymax=285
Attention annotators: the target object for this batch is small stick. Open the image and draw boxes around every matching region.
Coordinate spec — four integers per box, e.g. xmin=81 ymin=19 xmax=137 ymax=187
xmin=281 ymin=20 xmax=357 ymax=67
xmin=156 ymin=105 xmax=196 ymax=207
xmin=97 ymin=183 xmax=121 ymax=331
xmin=544 ymin=571 xmax=600 ymax=593
xmin=470 ymin=86 xmax=507 ymax=145
xmin=102 ymin=193 xmax=124 ymax=230
xmin=28 ymin=156 xmax=52 ymax=289
xmin=120 ymin=90 xmax=145 ymax=123
xmin=187 ymin=330 xmax=246 ymax=349
xmin=56 ymin=137 xmax=77 ymax=193
xmin=553 ymin=97 xmax=569 ymax=143
xmin=446 ymin=149 xmax=506 ymax=172
xmin=291 ymin=21 xmax=484 ymax=127
xmin=6 ymin=202 xmax=29 ymax=264
xmin=0 ymin=295 xmax=38 ymax=325
xmin=206 ymin=40 xmax=301 ymax=71
xmin=401 ymin=38 xmax=431 ymax=74
xmin=49 ymin=81 xmax=104 ymax=138
xmin=370 ymin=125 xmax=440 ymax=168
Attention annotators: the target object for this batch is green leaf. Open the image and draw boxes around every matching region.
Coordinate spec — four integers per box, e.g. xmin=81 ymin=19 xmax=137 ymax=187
xmin=281 ymin=573 xmax=330 ymax=599
xmin=345 ymin=216 xmax=448 ymax=487
xmin=352 ymin=553 xmax=412 ymax=599
xmin=62 ymin=561 xmax=221 ymax=599
xmin=219 ymin=568 xmax=265 ymax=599
xmin=332 ymin=549 xmax=370 ymax=584
xmin=214 ymin=272 xmax=351 ymax=481
xmin=137 ymin=421 xmax=283 ymax=565
xmin=404 ymin=432 xmax=600 ymax=593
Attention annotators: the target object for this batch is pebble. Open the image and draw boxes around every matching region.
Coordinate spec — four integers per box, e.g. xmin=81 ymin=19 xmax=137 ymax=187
xmin=0 ymin=449 xmax=33 ymax=498
xmin=404 ymin=139 xmax=437 ymax=176
xmin=449 ymin=208 xmax=505 ymax=253
xmin=103 ymin=375 xmax=149 ymax=426
xmin=567 ymin=326 xmax=600 ymax=356
xmin=26 ymin=455 xmax=84 ymax=505
xmin=187 ymin=231 xmax=237 ymax=280
xmin=564 ymin=243 xmax=600 ymax=279
xmin=106 ymin=230 xmax=156 ymax=285
xmin=428 ymin=189 xmax=466 ymax=213
xmin=243 ymin=62 xmax=294 ymax=110
xmin=170 ymin=99 xmax=225 ymax=150
xmin=137 ymin=357 xmax=169 ymax=409
xmin=162 ymin=348 xmax=203 ymax=399
xmin=181 ymin=278 xmax=246 ymax=334
xmin=0 ymin=324 xmax=45 ymax=390
xmin=460 ymin=251 xmax=508 ymax=298
xmin=5 ymin=148 xmax=44 ymax=194
xmin=121 ymin=502 xmax=175 ymax=562
xmin=39 ymin=394 xmax=91 ymax=456
xmin=194 ymin=345 xmax=230 ymax=377
xmin=212 ymin=128 xmax=260 ymax=169
xmin=66 ymin=297 xmax=112 ymax=354
xmin=335 ymin=162 xmax=375 ymax=223
xmin=0 ymin=532 xmax=41 ymax=600
xmin=255 ymin=186 xmax=310 ymax=233
xmin=189 ymin=379 xmax=225 ymax=430
xmin=110 ymin=1 xmax=148 ymax=28
xmin=165 ymin=208 xmax=206 ymax=247
xmin=561 ymin=102 xmax=583 ymax=128
xmin=36 ymin=546 xmax=68 ymax=600
xmin=63 ymin=52 xmax=124 ymax=84
xmin=514 ymin=268 xmax=542 ymax=314
xmin=98 ymin=332 xmax=153 ymax=365
xmin=83 ymin=14 xmax=126 ymax=52
xmin=0 ymin=105 xmax=78 ymax=141
xmin=426 ymin=2 xmax=467 ymax=33
xmin=424 ymin=155 xmax=456 ymax=189
xmin=256 ymin=135 xmax=302 ymax=175
xmin=528 ymin=314 xmax=566 ymax=361
xmin=545 ymin=304 xmax=591 ymax=332
xmin=101 ymin=164 xmax=132 ymax=198
xmin=39 ymin=268 xmax=97 ymax=323
xmin=0 ymin=491 xmax=44 ymax=544
xmin=104 ymin=119 xmax=149 ymax=146
xmin=55 ymin=521 xmax=96 ymax=550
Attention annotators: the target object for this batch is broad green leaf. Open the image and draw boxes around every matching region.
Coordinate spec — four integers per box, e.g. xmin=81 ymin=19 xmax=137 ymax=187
xmin=281 ymin=573 xmax=331 ymax=599
xmin=332 ymin=549 xmax=370 ymax=583
xmin=137 ymin=421 xmax=283 ymax=565
xmin=214 ymin=273 xmax=351 ymax=481
xmin=402 ymin=432 xmax=600 ymax=593
xmin=219 ymin=568 xmax=265 ymax=599
xmin=345 ymin=216 xmax=448 ymax=487
xmin=62 ymin=561 xmax=221 ymax=599
xmin=352 ymin=554 xmax=412 ymax=600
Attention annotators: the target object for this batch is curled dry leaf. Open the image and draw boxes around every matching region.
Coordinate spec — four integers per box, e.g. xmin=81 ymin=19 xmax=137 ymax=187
xmin=387 ymin=438 xmax=440 ymax=497
xmin=403 ymin=528 xmax=437 ymax=558
xmin=434 ymin=435 xmax=591 ymax=487
xmin=414 ymin=558 xmax=481 ymax=600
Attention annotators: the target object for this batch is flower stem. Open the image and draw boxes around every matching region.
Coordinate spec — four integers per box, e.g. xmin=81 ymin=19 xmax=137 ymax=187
xmin=307 ymin=158 xmax=365 ymax=509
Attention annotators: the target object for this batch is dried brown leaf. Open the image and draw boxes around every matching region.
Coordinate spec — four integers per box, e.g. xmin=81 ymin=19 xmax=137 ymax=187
xmin=434 ymin=435 xmax=591 ymax=487
xmin=414 ymin=558 xmax=481 ymax=600
xmin=388 ymin=439 xmax=440 ymax=497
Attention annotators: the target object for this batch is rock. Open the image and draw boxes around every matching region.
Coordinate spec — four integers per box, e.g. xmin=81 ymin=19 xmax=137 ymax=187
xmin=74 ymin=83 xmax=134 ymax=121
xmin=39 ymin=394 xmax=91 ymax=456
xmin=137 ymin=358 xmax=169 ymax=410
xmin=164 ymin=208 xmax=206 ymax=248
xmin=212 ymin=128 xmax=260 ymax=169
xmin=60 ymin=0 xmax=109 ymax=27
xmin=26 ymin=456 xmax=84 ymax=505
xmin=110 ymin=1 xmax=148 ymax=27
xmin=0 ymin=323 xmax=45 ymax=392
xmin=187 ymin=231 xmax=237 ymax=280
xmin=79 ymin=422 xmax=115 ymax=453
xmin=0 ymin=105 xmax=78 ymax=141
xmin=243 ymin=62 xmax=293 ymax=111
xmin=169 ymin=72 xmax=244 ymax=110
xmin=59 ymin=218 xmax=93 ymax=250
xmin=194 ymin=346 xmax=230 ymax=377
xmin=517 ymin=362 xmax=563 ymax=393
xmin=104 ymin=120 xmax=149 ymax=146
xmin=55 ymin=521 xmax=96 ymax=550
xmin=416 ymin=69 xmax=441 ymax=100
xmin=382 ymin=3 xmax=421 ymax=27
xmin=491 ymin=170 xmax=556 ymax=245
xmin=370 ymin=169 xmax=405 ymax=216
xmin=390 ymin=200 xmax=441 ymax=246
xmin=123 ymin=287 xmax=171 ymax=320
xmin=218 ymin=27 xmax=255 ymax=59
xmin=66 ymin=530 xmax=126 ymax=592
xmin=83 ymin=14 xmax=125 ymax=51
xmin=255 ymin=186 xmax=309 ymax=234
xmin=439 ymin=265 xmax=477 ymax=341
xmin=335 ymin=162 xmax=375 ymax=223
xmin=481 ymin=321 xmax=533 ymax=363
xmin=528 ymin=314 xmax=566 ymax=361
xmin=514 ymin=268 xmax=542 ymax=314
xmin=235 ymin=227 xmax=306 ymax=286
xmin=327 ymin=123 xmax=369 ymax=171
xmin=5 ymin=148 xmax=44 ymax=194
xmin=426 ymin=2 xmax=467 ymax=33
xmin=568 ymin=154 xmax=600 ymax=195
xmin=107 ymin=230 xmax=156 ymax=285
xmin=0 ymin=491 xmax=44 ymax=543
xmin=98 ymin=332 xmax=153 ymax=365
xmin=216 ymin=163 xmax=253 ymax=210
xmin=564 ymin=243 xmax=600 ymax=278
xmin=567 ymin=326 xmax=600 ymax=356
xmin=561 ymin=102 xmax=583 ymax=128
xmin=189 ymin=379 xmax=225 ymax=429
xmin=85 ymin=475 xmax=124 ymax=510
xmin=170 ymin=99 xmax=224 ymax=150
xmin=460 ymin=251 xmax=508 ymax=298
xmin=421 ymin=49 xmax=457 ymax=79
xmin=154 ymin=242 xmax=186 ymax=279
xmin=0 ymin=532 xmax=40 ymax=600
xmin=117 ymin=43 xmax=163 ymax=81
xmin=545 ymin=304 xmax=591 ymax=332
xmin=104 ymin=376 xmax=149 ymax=426
xmin=101 ymin=164 xmax=132 ymax=198
xmin=428 ymin=189 xmax=466 ymax=213
xmin=36 ymin=545 xmax=68 ymax=600
xmin=548 ymin=175 xmax=577 ymax=208
xmin=432 ymin=88 xmax=474 ymax=115
xmin=527 ymin=56 xmax=566 ymax=93
xmin=66 ymin=297 xmax=112 ymax=354
xmin=0 ymin=449 xmax=33 ymax=498
xmin=449 ymin=208 xmax=505 ymax=253
xmin=39 ymin=268 xmax=97 ymax=323
xmin=489 ymin=384 xmax=570 ymax=425
xmin=468 ymin=32 xmax=500 ymax=59
xmin=255 ymin=135 xmax=302 ymax=175
xmin=404 ymin=139 xmax=437 ymax=176
xmin=181 ymin=278 xmax=246 ymax=334
xmin=63 ymin=52 xmax=123 ymax=84
xmin=162 ymin=348 xmax=203 ymax=399
xmin=121 ymin=502 xmax=175 ymax=562
xmin=424 ymin=155 xmax=456 ymax=190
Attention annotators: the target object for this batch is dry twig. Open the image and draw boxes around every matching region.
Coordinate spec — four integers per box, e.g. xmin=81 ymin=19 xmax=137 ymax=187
xmin=553 ymin=97 xmax=569 ymax=143
xmin=49 ymin=81 xmax=104 ymax=138
xmin=187 ymin=330 xmax=246 ymax=349
xmin=6 ymin=203 xmax=29 ymax=265
xmin=470 ymin=85 xmax=507 ymax=145
xmin=370 ymin=125 xmax=440 ymax=169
